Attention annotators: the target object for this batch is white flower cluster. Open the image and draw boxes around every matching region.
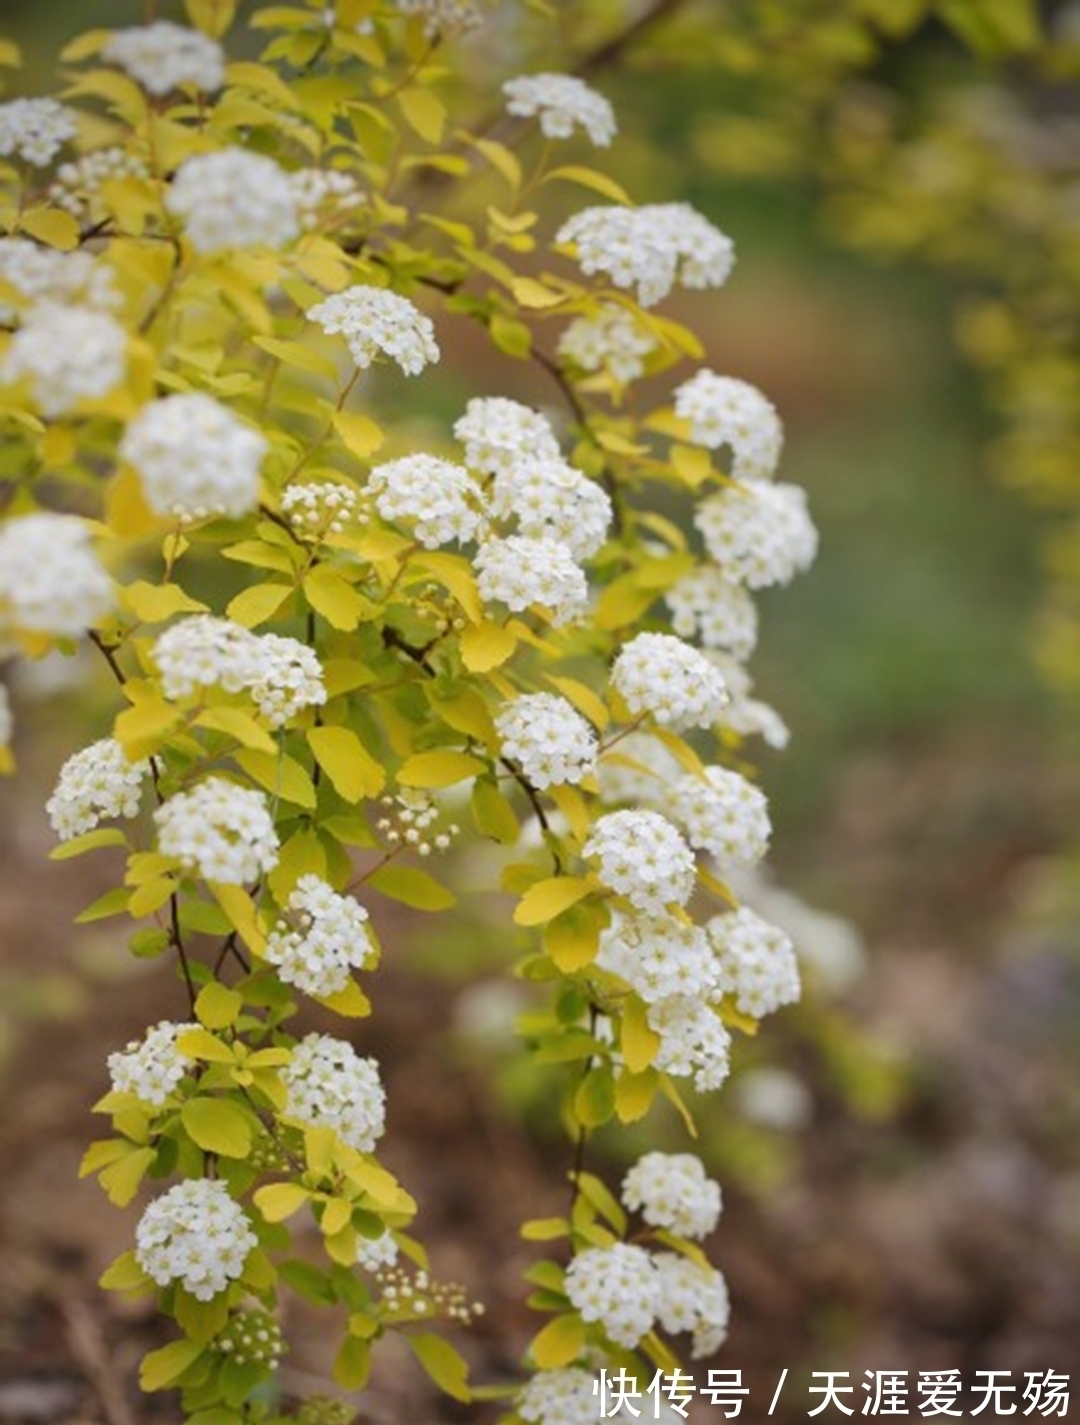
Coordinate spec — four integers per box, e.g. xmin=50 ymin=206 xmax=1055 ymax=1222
xmin=710 ymin=654 xmax=790 ymax=750
xmin=166 ymin=150 xmax=300 ymax=253
xmin=216 ymin=1309 xmax=284 ymax=1368
xmin=135 ymin=1179 xmax=256 ymax=1301
xmin=611 ymin=632 xmax=729 ymax=730
xmin=46 ymin=737 xmax=148 ymax=841
xmin=0 ymin=513 xmax=114 ymax=637
xmin=674 ymin=371 xmax=783 ymax=483
xmin=0 ymin=240 xmax=117 ymax=322
xmin=621 ymin=1151 xmax=722 ymax=1240
xmin=564 ymin=1243 xmax=658 ymax=1348
xmin=708 ymin=906 xmax=801 ymax=1018
xmin=308 ymin=285 xmax=439 ymax=376
xmin=557 ymin=302 xmax=657 ymax=384
xmin=0 ymin=303 xmax=127 ymax=416
xmin=647 ymin=995 xmax=732 ymax=1092
xmin=393 ymin=0 xmax=482 ymax=34
xmin=668 ymin=766 xmax=771 ymax=871
xmin=282 ymin=480 xmax=361 ymax=537
xmin=595 ymin=731 xmax=682 ymax=808
xmin=495 ymin=693 xmax=597 ymax=789
xmin=653 ymin=1251 xmax=730 ymax=1358
xmin=0 ymin=97 xmax=77 ymax=166
xmin=101 ymin=21 xmax=226 ymax=95
xmin=154 ymin=776 xmax=279 ymax=884
xmin=107 ymin=1020 xmax=197 ymax=1106
xmin=250 ymin=634 xmax=329 ymax=727
xmin=503 ymin=73 xmax=616 ymax=146
xmin=356 ymin=1230 xmax=399 ymax=1272
xmin=454 ymin=397 xmax=560 ymax=476
xmin=282 ymin=1033 xmax=386 ymax=1153
xmin=597 ymin=910 xmax=716 ymax=1004
xmin=475 ymin=535 xmax=586 ymax=624
xmin=121 ymin=393 xmax=268 ymax=520
xmin=519 ymin=1368 xmax=599 ymax=1425
xmin=265 ymin=875 xmax=377 ymax=999
xmin=584 ymin=809 xmax=695 ymax=914
xmin=695 ymin=482 xmax=818 ymax=590
xmin=665 ymin=565 xmax=758 ymax=659
xmin=491 ymin=454 xmax=611 ymax=561
xmin=367 ymin=454 xmax=483 ymax=547
xmin=375 ymin=790 xmax=460 ymax=856
xmin=289 ymin=168 xmax=365 ymax=229
xmin=557 ymin=203 xmax=734 ymax=307
xmin=50 ymin=146 xmax=150 ymax=220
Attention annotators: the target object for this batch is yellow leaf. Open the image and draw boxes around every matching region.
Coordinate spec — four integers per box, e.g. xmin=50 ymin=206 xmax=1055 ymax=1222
xmin=529 ymin=1313 xmax=585 ymax=1370
xmin=307 ymin=725 xmax=386 ymax=801
xmin=120 ymin=580 xmax=208 ymax=624
xmin=176 ymin=1028 xmax=235 ymax=1063
xmin=620 ymin=996 xmax=660 ymax=1074
xmin=520 ymin=1217 xmax=569 ymax=1241
xmin=253 ymin=334 xmax=338 ymax=378
xmin=471 ymin=777 xmax=519 ymax=844
xmin=106 ymin=467 xmax=162 ymax=540
xmin=460 ymin=621 xmax=516 ymax=672
xmin=614 ymin=1066 xmax=658 ymax=1124
xmin=545 ymin=165 xmax=631 ymax=205
xmin=514 ymin=876 xmax=593 ymax=927
xmin=99 ymin=1146 xmax=156 ymax=1207
xmin=544 ymin=898 xmax=606 ymax=972
xmin=234 ymin=748 xmax=318 ymax=809
xmin=254 ymin=1182 xmax=310 ymax=1223
xmin=18 ymin=207 xmax=79 ymax=250
xmin=195 ymin=981 xmax=243 ymax=1030
xmin=181 ymin=1097 xmax=253 ymax=1157
xmin=332 ymin=409 xmax=384 ymax=458
xmin=397 ymin=749 xmax=486 ymax=788
xmin=140 ymin=1340 xmax=205 ymax=1393
xmin=511 ymin=276 xmax=564 ymax=310
xmin=464 ymin=134 xmax=521 ymax=191
xmin=195 ymin=706 xmax=278 ymax=755
xmin=543 ymin=675 xmax=609 ymax=731
xmin=304 ymin=565 xmax=369 ymax=630
xmin=317 ymin=979 xmax=372 ymax=1018
xmin=366 ymin=863 xmax=455 ymax=911
xmin=407 ymin=1333 xmax=471 ymax=1403
xmin=209 ymin=882 xmax=267 ymax=957
xmin=671 ymin=443 xmax=714 ymax=489
xmin=226 ymin=582 xmax=292 ymax=628
xmin=412 ymin=551 xmax=482 ymax=623
xmin=185 ymin=0 xmax=238 ymax=36
xmin=114 ymin=686 xmax=182 ymax=761
xmin=397 ymin=87 xmax=446 ymax=144
xmin=548 ymin=784 xmax=591 ymax=843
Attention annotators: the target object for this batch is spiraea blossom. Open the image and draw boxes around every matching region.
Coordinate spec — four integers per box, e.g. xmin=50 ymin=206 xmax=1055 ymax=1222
xmin=621 ymin=1152 xmax=722 ymax=1240
xmin=101 ymin=21 xmax=226 ymax=95
xmin=596 ymin=910 xmax=718 ymax=1003
xmin=708 ymin=906 xmax=801 ymax=1019
xmin=281 ymin=480 xmax=361 ymax=537
xmin=695 ymin=482 xmax=819 ymax=589
xmin=492 ymin=456 xmax=612 ymax=561
xmin=665 ymin=564 xmax=759 ymax=659
xmin=247 ymin=634 xmax=327 ymax=728
xmin=668 ymin=766 xmax=772 ymax=871
xmin=709 ymin=653 xmax=790 ymax=750
xmin=557 ymin=302 xmax=658 ymax=384
xmin=611 ymin=631 xmax=729 ymax=730
xmin=0 ymin=97 xmax=77 ymax=166
xmin=564 ymin=1243 xmax=659 ymax=1348
xmin=153 ymin=617 xmax=260 ymax=701
xmin=367 ymin=454 xmax=483 ymax=547
xmin=166 ymin=149 xmax=300 ymax=253
xmin=154 ymin=777 xmax=280 ymax=884
xmin=0 ymin=513 xmax=114 ymax=638
xmin=647 ymin=995 xmax=732 ymax=1092
xmin=595 ymin=731 xmax=683 ymax=809
xmin=135 ymin=1179 xmax=257 ymax=1301
xmin=557 ymin=202 xmax=735 ymax=307
xmin=453 ymin=396 xmax=560 ymax=476
xmin=356 ymin=1231 xmax=399 ymax=1272
xmin=393 ymin=0 xmax=482 ymax=34
xmin=265 ymin=875 xmax=377 ymax=999
xmin=502 ymin=73 xmax=616 ymax=147
xmin=289 ymin=168 xmax=365 ymax=229
xmin=120 ymin=393 xmax=268 ymax=520
xmin=106 ymin=1020 xmax=198 ymax=1106
xmin=0 ymin=303 xmax=127 ymax=416
xmin=0 ymin=240 xmax=117 ymax=322
xmin=674 ymin=371 xmax=784 ymax=482
xmin=281 ymin=1033 xmax=386 ymax=1153
xmin=519 ymin=1368 xmax=600 ymax=1425
xmin=653 ymin=1251 xmax=731 ymax=1358
xmin=474 ymin=535 xmax=587 ymax=624
xmin=49 ymin=146 xmax=150 ymax=221
xmin=308 ymin=285 xmax=439 ymax=375
xmin=583 ymin=809 xmax=695 ymax=914
xmin=494 ymin=693 xmax=597 ymax=788
xmin=46 ymin=737 xmax=149 ymax=842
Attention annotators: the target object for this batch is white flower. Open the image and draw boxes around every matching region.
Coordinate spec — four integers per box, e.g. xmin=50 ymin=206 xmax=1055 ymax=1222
xmin=584 ymin=809 xmax=695 ymax=914
xmin=282 ymin=1032 xmax=386 ymax=1153
xmin=356 ymin=1230 xmax=399 ymax=1272
xmin=495 ymin=693 xmax=597 ymax=789
xmin=564 ymin=1243 xmax=659 ymax=1348
xmin=368 ymin=454 xmax=483 ymax=547
xmin=695 ymin=482 xmax=818 ymax=589
xmin=665 ymin=565 xmax=758 ymax=659
xmin=556 ymin=203 xmax=734 ymax=307
xmin=668 ymin=767 xmax=771 ymax=872
xmin=46 ymin=737 xmax=149 ymax=841
xmin=247 ymin=633 xmax=327 ymax=728
xmin=154 ymin=776 xmax=279 ymax=884
xmin=519 ymin=1369 xmax=599 ymax=1425
xmin=50 ymin=146 xmax=150 ymax=221
xmin=135 ymin=1179 xmax=257 ymax=1300
xmin=674 ymin=371 xmax=783 ymax=482
xmin=0 ymin=239 xmax=117 ymax=323
xmin=107 ymin=1020 xmax=198 ymax=1106
xmin=708 ymin=654 xmax=790 ymax=750
xmin=503 ymin=73 xmax=616 ymax=146
xmin=308 ymin=285 xmax=438 ymax=376
xmin=0 ymin=513 xmax=114 ymax=637
xmin=0 ymin=302 xmax=127 ymax=416
xmin=653 ymin=1251 xmax=730 ymax=1357
xmin=281 ymin=480 xmax=361 ymax=537
xmin=102 ymin=21 xmax=226 ymax=95
xmin=265 ymin=875 xmax=377 ymax=998
xmin=393 ymin=0 xmax=482 ymax=34
xmin=454 ymin=396 xmax=560 ymax=477
xmin=491 ymin=456 xmax=612 ymax=562
xmin=622 ymin=1152 xmax=722 ymax=1241
xmin=707 ymin=906 xmax=801 ymax=1018
xmin=121 ymin=394 xmax=268 ymax=520
xmin=557 ymin=302 xmax=657 ymax=383
xmin=474 ymin=535 xmax=587 ymax=624
xmin=647 ymin=995 xmax=732 ymax=1092
xmin=596 ymin=732 xmax=683 ymax=809
xmin=611 ymin=632 xmax=729 ymax=730
xmin=153 ymin=617 xmax=260 ymax=701
xmin=596 ymin=909 xmax=717 ymax=1004
xmin=166 ymin=149 xmax=300 ymax=253
xmin=0 ymin=98 xmax=77 ymax=166
xmin=289 ymin=167 xmax=365 ymax=229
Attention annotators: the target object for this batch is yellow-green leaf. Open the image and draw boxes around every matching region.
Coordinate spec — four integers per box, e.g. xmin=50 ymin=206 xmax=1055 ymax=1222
xmin=99 ymin=1145 xmax=156 ymax=1207
xmin=332 ymin=409 xmax=383 ymax=458
xmin=620 ymin=995 xmax=660 ymax=1074
xmin=120 ymin=580 xmax=208 ymax=624
xmin=252 ymin=334 xmax=338 ymax=377
xmin=545 ymin=165 xmax=631 ymax=204
xmin=19 ymin=207 xmax=80 ymax=250
xmin=397 ymin=87 xmax=446 ymax=144
xmin=304 ymin=565 xmax=369 ymax=631
xmin=176 ymin=1028 xmax=236 ymax=1063
xmin=407 ymin=1333 xmax=471 ymax=1403
xmin=317 ymin=979 xmax=372 ymax=1018
xmin=544 ymin=675 xmax=609 ymax=731
xmin=255 ymin=1182 xmax=310 ymax=1223
xmin=573 ymin=1066 xmax=615 ymax=1129
xmin=234 ymin=747 xmax=318 ymax=809
xmin=140 ymin=1339 xmax=206 ymax=1393
xmin=529 ymin=1313 xmax=585 ymax=1370
xmin=460 ymin=621 xmax=516 ymax=672
xmin=195 ymin=706 xmax=277 ymax=755
xmin=397 ymin=749 xmax=486 ymax=789
xmin=471 ymin=777 xmax=519 ymax=844
xmin=366 ymin=863 xmax=455 ymax=911
xmin=511 ymin=277 xmax=564 ymax=310
xmin=226 ymin=582 xmax=292 ymax=628
xmin=50 ymin=827 xmax=128 ymax=860
xmin=195 ymin=981 xmax=243 ymax=1030
xmin=209 ymin=882 xmax=267 ymax=957
xmin=307 ymin=725 xmax=386 ymax=800
xmin=514 ymin=876 xmax=593 ymax=927
xmin=181 ymin=1097 xmax=253 ymax=1158
xmin=544 ymin=898 xmax=605 ymax=972
xmin=99 ymin=1250 xmax=151 ymax=1293
xmin=614 ymin=1066 xmax=658 ymax=1124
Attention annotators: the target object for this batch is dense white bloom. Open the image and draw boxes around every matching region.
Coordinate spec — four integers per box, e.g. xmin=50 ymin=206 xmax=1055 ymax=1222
xmin=596 ymin=732 xmax=682 ymax=809
xmin=584 ymin=809 xmax=695 ymax=914
xmin=308 ymin=285 xmax=438 ymax=375
xmin=596 ymin=910 xmax=717 ymax=1003
xmin=707 ymin=906 xmax=801 ymax=1018
xmin=492 ymin=456 xmax=612 ymax=561
xmin=46 ymin=737 xmax=148 ymax=841
xmin=709 ymin=654 xmax=790 ymax=750
xmin=665 ymin=565 xmax=758 ymax=659
xmin=289 ymin=167 xmax=365 ymax=228
xmin=166 ymin=150 xmax=300 ymax=253
xmin=1 ymin=302 xmax=126 ymax=416
xmin=647 ymin=995 xmax=732 ymax=1092
xmin=474 ymin=535 xmax=586 ymax=624
xmin=695 ymin=482 xmax=818 ymax=590
xmin=454 ymin=397 xmax=560 ymax=476
xmin=135 ymin=1179 xmax=256 ymax=1301
xmin=735 ymin=1066 xmax=812 ymax=1130
xmin=393 ymin=0 xmax=482 ymax=33
xmin=611 ymin=632 xmax=729 ymax=730
xmin=675 ymin=371 xmax=783 ymax=482
xmin=0 ymin=240 xmax=117 ymax=322
xmin=356 ymin=1230 xmax=399 ymax=1272
xmin=282 ymin=1033 xmax=386 ymax=1153
xmin=622 ymin=1152 xmax=722 ymax=1240
xmin=265 ymin=875 xmax=376 ymax=998
xmin=155 ymin=777 xmax=279 ymax=884
xmin=247 ymin=634 xmax=327 ymax=728
xmin=0 ymin=684 xmax=10 ymax=748
xmin=519 ymin=1369 xmax=599 ymax=1425
xmin=669 ymin=767 xmax=771 ymax=871
xmin=50 ymin=146 xmax=150 ymax=220
xmin=281 ymin=480 xmax=361 ymax=536
xmin=495 ymin=693 xmax=597 ymax=789
xmin=653 ymin=1251 xmax=731 ymax=1357
xmin=0 ymin=514 xmax=114 ymax=637
xmin=121 ymin=394 xmax=267 ymax=520
xmin=102 ymin=22 xmax=226 ymax=94
xmin=107 ymin=1020 xmax=197 ymax=1106
xmin=557 ymin=302 xmax=657 ymax=383
xmin=503 ymin=73 xmax=616 ymax=147
xmin=368 ymin=454 xmax=483 ymax=547
xmin=153 ymin=617 xmax=259 ymax=701
xmin=557 ymin=203 xmax=734 ymax=307
xmin=0 ymin=98 xmax=76 ymax=166
xmin=564 ymin=1243 xmax=658 ymax=1348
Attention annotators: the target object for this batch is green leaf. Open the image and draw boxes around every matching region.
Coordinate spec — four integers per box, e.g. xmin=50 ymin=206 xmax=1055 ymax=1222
xmin=50 ymin=827 xmax=128 ymax=860
xmin=181 ymin=1097 xmax=253 ymax=1158
xmin=234 ymin=747 xmax=318 ymax=809
xmin=195 ymin=707 xmax=278 ymax=755
xmin=333 ymin=1334 xmax=372 ymax=1391
xmin=174 ymin=1287 xmax=229 ymax=1344
xmin=140 ymin=1339 xmax=206 ymax=1393
xmin=407 ymin=1333 xmax=471 ymax=1402
xmin=195 ymin=982 xmax=243 ymax=1030
xmin=397 ymin=749 xmax=486 ymax=788
xmin=514 ymin=877 xmax=593 ymax=927
xmin=529 ymin=1313 xmax=585 ymax=1370
xmin=99 ymin=1250 xmax=152 ymax=1293
xmin=366 ymin=863 xmax=455 ymax=911
xmin=545 ymin=165 xmax=631 ymax=204
xmin=397 ymin=87 xmax=446 ymax=144
xmin=75 ymin=885 xmax=132 ymax=923
xmin=307 ymin=725 xmax=386 ymax=800
xmin=520 ymin=1217 xmax=569 ymax=1241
